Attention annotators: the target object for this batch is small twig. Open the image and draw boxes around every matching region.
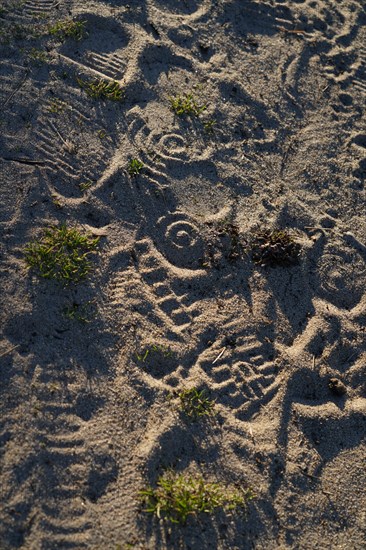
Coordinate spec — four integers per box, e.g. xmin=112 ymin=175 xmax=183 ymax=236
xmin=2 ymin=70 xmax=30 ymax=109
xmin=278 ymin=26 xmax=307 ymax=37
xmin=49 ymin=121 xmax=76 ymax=154
xmin=0 ymin=345 xmax=19 ymax=358
xmin=248 ymin=425 xmax=255 ymax=441
xmin=304 ymin=226 xmax=332 ymax=232
xmin=212 ymin=347 xmax=226 ymax=365
xmin=298 ymin=467 xmax=319 ymax=480
xmin=3 ymin=157 xmax=45 ymax=166
xmin=312 ymin=355 xmax=316 ymax=369
xmin=345 ymin=350 xmax=358 ymax=364
xmin=49 ymin=120 xmax=67 ymax=146
xmin=298 ymin=467 xmax=333 ymax=497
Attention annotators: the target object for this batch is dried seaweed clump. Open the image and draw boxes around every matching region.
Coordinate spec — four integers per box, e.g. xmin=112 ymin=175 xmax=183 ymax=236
xmin=251 ymin=229 xmax=301 ymax=267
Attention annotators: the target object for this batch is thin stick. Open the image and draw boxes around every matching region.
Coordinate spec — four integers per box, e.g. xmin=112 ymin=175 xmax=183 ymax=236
xmin=304 ymin=226 xmax=332 ymax=231
xmin=2 ymin=70 xmax=30 ymax=109
xmin=278 ymin=26 xmax=307 ymax=36
xmin=248 ymin=425 xmax=254 ymax=441
xmin=212 ymin=347 xmax=226 ymax=365
xmin=49 ymin=120 xmax=67 ymax=146
xmin=3 ymin=157 xmax=45 ymax=166
xmin=0 ymin=345 xmax=19 ymax=358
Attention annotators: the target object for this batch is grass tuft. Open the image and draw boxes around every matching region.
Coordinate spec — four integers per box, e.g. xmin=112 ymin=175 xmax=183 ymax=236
xmin=25 ymin=224 xmax=99 ymax=283
xmin=169 ymin=92 xmax=206 ymax=117
xmin=49 ymin=19 xmax=87 ymax=41
xmin=140 ymin=471 xmax=254 ymax=524
xmin=77 ymin=77 xmax=124 ymax=101
xmin=128 ymin=158 xmax=144 ymax=176
xmin=178 ymin=388 xmax=215 ymax=420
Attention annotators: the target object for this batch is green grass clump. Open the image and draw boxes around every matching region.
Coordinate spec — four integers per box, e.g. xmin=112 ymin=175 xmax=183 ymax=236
xmin=25 ymin=224 xmax=99 ymax=283
xmin=141 ymin=471 xmax=254 ymax=524
xmin=128 ymin=158 xmax=144 ymax=176
xmin=169 ymin=93 xmax=206 ymax=117
xmin=178 ymin=388 xmax=215 ymax=420
xmin=77 ymin=77 xmax=124 ymax=101
xmin=49 ymin=19 xmax=87 ymax=41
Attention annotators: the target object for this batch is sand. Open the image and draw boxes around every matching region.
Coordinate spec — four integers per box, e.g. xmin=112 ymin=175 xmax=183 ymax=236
xmin=0 ymin=0 xmax=365 ymax=548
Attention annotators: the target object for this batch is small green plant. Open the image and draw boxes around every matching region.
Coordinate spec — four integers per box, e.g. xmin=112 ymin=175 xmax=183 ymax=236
xmin=135 ymin=344 xmax=174 ymax=377
xmin=177 ymin=388 xmax=215 ymax=420
xmin=203 ymin=118 xmax=216 ymax=134
xmin=79 ymin=180 xmax=93 ymax=192
xmin=140 ymin=471 xmax=254 ymax=524
xmin=34 ymin=12 xmax=50 ymax=21
xmin=49 ymin=19 xmax=87 ymax=41
xmin=28 ymin=47 xmax=48 ymax=65
xmin=250 ymin=229 xmax=301 ymax=267
xmin=77 ymin=77 xmax=124 ymax=101
xmin=63 ymin=301 xmax=94 ymax=323
xmin=169 ymin=92 xmax=206 ymax=117
xmin=135 ymin=344 xmax=172 ymax=363
xmin=97 ymin=129 xmax=107 ymax=139
xmin=25 ymin=224 xmax=99 ymax=283
xmin=51 ymin=194 xmax=63 ymax=208
xmin=128 ymin=158 xmax=144 ymax=176
xmin=47 ymin=98 xmax=67 ymax=114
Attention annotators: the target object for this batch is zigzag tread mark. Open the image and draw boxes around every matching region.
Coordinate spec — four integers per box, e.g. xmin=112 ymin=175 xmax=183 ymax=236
xmin=25 ymin=370 xmax=92 ymax=549
xmin=82 ymin=52 xmax=125 ymax=80
xmin=135 ymin=238 xmax=193 ymax=327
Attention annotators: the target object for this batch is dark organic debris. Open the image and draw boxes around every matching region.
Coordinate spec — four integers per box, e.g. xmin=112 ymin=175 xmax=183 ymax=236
xmin=328 ymin=377 xmax=347 ymax=396
xmin=217 ymin=222 xmax=242 ymax=261
xmin=251 ymin=229 xmax=301 ymax=267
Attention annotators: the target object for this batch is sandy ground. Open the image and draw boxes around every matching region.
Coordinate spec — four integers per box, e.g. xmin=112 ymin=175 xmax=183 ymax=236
xmin=0 ymin=0 xmax=366 ymax=548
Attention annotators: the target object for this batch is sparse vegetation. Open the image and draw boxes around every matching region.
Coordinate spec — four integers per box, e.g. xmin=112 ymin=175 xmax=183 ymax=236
xmin=28 ymin=47 xmax=48 ymax=65
xmin=217 ymin=220 xmax=242 ymax=261
xmin=128 ymin=158 xmax=144 ymax=176
xmin=77 ymin=77 xmax=124 ymax=101
xmin=97 ymin=129 xmax=107 ymax=139
xmin=135 ymin=344 xmax=172 ymax=364
xmin=47 ymin=98 xmax=68 ymax=114
xmin=140 ymin=471 xmax=254 ymax=523
xmin=250 ymin=229 xmax=301 ymax=267
xmin=51 ymin=194 xmax=63 ymax=208
xmin=169 ymin=92 xmax=207 ymax=117
xmin=49 ymin=19 xmax=87 ymax=41
xmin=0 ymin=22 xmax=30 ymax=43
xmin=63 ymin=301 xmax=94 ymax=323
xmin=178 ymin=387 xmax=215 ymax=420
xmin=25 ymin=224 xmax=99 ymax=283
xmin=203 ymin=118 xmax=216 ymax=134
xmin=79 ymin=180 xmax=93 ymax=192
xmin=135 ymin=343 xmax=175 ymax=377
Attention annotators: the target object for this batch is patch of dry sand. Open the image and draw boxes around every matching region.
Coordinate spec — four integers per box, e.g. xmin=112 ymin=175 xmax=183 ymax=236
xmin=0 ymin=0 xmax=365 ymax=548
